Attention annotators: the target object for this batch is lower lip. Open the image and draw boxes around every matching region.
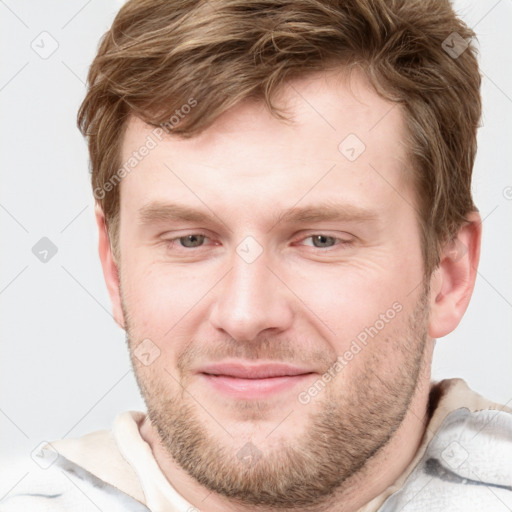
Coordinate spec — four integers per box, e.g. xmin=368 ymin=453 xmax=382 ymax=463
xmin=200 ymin=373 xmax=314 ymax=399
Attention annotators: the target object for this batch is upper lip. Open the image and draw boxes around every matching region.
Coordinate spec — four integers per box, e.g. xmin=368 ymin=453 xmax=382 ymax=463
xmin=199 ymin=362 xmax=314 ymax=379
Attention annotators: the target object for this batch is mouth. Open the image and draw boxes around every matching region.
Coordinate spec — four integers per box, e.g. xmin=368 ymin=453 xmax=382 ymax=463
xmin=198 ymin=362 xmax=316 ymax=399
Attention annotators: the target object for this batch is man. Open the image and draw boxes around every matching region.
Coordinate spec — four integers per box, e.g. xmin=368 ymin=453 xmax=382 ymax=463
xmin=2 ymin=0 xmax=511 ymax=510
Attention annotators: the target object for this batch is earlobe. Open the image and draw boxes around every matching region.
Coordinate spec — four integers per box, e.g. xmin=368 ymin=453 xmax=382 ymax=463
xmin=428 ymin=211 xmax=482 ymax=339
xmin=94 ymin=203 xmax=126 ymax=330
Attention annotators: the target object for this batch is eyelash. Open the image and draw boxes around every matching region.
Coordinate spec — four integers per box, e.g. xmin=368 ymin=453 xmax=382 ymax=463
xmin=163 ymin=233 xmax=353 ymax=251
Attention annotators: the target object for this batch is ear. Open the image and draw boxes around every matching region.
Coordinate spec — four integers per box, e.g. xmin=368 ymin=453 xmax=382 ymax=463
xmin=94 ymin=203 xmax=126 ymax=330
xmin=428 ymin=211 xmax=482 ymax=338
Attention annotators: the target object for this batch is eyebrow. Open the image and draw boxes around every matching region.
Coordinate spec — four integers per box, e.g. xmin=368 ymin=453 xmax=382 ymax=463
xmin=137 ymin=200 xmax=378 ymax=228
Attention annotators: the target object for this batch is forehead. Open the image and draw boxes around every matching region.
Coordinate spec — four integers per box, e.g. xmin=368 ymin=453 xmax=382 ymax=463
xmin=119 ymin=67 xmax=412 ymax=222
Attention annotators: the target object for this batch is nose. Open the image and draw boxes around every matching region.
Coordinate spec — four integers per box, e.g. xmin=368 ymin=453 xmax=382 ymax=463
xmin=209 ymin=245 xmax=294 ymax=342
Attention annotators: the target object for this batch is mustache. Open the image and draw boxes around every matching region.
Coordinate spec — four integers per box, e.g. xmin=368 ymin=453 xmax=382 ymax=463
xmin=176 ymin=336 xmax=336 ymax=375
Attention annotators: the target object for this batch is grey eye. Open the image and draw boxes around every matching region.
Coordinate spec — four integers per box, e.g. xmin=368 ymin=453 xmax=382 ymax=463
xmin=179 ymin=234 xmax=206 ymax=248
xmin=310 ymin=235 xmax=337 ymax=248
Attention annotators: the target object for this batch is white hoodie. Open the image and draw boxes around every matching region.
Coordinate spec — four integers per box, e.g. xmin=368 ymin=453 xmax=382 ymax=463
xmin=1 ymin=379 xmax=511 ymax=512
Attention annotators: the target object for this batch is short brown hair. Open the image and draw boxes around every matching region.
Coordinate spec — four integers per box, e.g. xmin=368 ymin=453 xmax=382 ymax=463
xmin=78 ymin=0 xmax=481 ymax=275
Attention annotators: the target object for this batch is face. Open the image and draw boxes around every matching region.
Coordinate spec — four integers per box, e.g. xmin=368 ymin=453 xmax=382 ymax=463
xmin=116 ymin=68 xmax=432 ymax=507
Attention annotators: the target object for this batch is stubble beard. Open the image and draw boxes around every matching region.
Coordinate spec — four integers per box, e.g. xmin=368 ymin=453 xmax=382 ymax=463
xmin=125 ymin=289 xmax=430 ymax=509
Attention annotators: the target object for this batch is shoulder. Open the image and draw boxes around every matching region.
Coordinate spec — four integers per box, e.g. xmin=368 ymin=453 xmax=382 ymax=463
xmin=0 ymin=450 xmax=149 ymax=512
xmin=430 ymin=377 xmax=512 ymax=415
xmin=379 ymin=379 xmax=512 ymax=511
xmin=0 ymin=411 xmax=148 ymax=511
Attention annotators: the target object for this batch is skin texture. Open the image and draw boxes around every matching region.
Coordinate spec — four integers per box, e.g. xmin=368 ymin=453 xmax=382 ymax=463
xmin=96 ymin=68 xmax=481 ymax=512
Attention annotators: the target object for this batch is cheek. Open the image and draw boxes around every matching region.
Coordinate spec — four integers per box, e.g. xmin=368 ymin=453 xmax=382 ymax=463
xmin=121 ymin=260 xmax=215 ymax=340
xmin=282 ymin=260 xmax=411 ymax=344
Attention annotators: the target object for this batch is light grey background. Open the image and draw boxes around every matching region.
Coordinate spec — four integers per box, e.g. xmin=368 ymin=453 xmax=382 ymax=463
xmin=1 ymin=0 xmax=511 ymax=496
